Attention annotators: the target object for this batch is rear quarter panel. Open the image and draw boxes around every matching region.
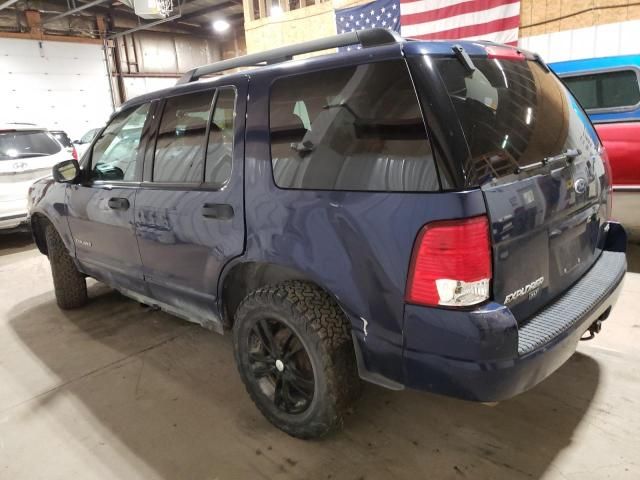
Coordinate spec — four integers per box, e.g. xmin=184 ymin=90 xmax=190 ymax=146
xmin=238 ymin=49 xmax=488 ymax=384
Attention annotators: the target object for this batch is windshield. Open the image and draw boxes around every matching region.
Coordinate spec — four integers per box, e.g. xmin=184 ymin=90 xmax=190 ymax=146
xmin=80 ymin=128 xmax=100 ymax=144
xmin=0 ymin=130 xmax=61 ymax=160
xmin=435 ymin=57 xmax=601 ymax=185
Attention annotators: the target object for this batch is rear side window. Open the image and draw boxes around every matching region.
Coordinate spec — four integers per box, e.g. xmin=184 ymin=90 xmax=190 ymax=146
xmin=154 ymin=90 xmax=214 ymax=183
xmin=269 ymin=61 xmax=438 ymax=191
xmin=0 ymin=131 xmax=61 ymax=160
xmin=563 ymin=69 xmax=640 ymax=111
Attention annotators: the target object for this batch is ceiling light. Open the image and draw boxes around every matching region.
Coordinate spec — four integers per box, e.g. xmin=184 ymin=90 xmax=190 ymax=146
xmin=213 ymin=19 xmax=230 ymax=32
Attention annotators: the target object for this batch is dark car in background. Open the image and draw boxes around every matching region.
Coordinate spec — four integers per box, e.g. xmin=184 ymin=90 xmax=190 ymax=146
xmin=28 ymin=30 xmax=627 ymax=438
xmin=551 ymin=55 xmax=640 ymax=239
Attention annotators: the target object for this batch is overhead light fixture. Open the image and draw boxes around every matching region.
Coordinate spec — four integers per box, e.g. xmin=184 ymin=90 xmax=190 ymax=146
xmin=271 ymin=5 xmax=283 ymax=16
xmin=213 ymin=19 xmax=230 ymax=32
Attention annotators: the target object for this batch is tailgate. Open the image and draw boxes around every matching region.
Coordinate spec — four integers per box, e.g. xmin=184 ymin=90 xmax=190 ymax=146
xmin=433 ymin=52 xmax=611 ymax=321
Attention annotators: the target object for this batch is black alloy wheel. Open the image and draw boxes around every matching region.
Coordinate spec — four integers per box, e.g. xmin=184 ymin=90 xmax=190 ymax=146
xmin=248 ymin=317 xmax=315 ymax=414
xmin=233 ymin=281 xmax=361 ymax=439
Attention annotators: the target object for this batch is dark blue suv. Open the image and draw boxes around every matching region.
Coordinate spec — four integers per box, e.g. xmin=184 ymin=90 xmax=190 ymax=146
xmin=28 ymin=29 xmax=627 ymax=438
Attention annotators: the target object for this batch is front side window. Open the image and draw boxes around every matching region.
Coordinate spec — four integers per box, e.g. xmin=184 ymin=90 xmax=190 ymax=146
xmin=205 ymin=88 xmax=236 ymax=186
xmin=91 ymin=103 xmax=150 ymax=181
xmin=563 ymin=69 xmax=640 ymax=111
xmin=269 ymin=61 xmax=438 ymax=191
xmin=153 ymin=90 xmax=214 ymax=183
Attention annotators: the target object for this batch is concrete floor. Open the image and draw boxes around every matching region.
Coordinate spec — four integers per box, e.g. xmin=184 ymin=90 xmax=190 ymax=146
xmin=1 ymin=233 xmax=639 ymax=480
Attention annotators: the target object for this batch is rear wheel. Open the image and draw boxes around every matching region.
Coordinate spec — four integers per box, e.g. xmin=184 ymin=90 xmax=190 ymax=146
xmin=233 ymin=281 xmax=360 ymax=439
xmin=45 ymin=225 xmax=88 ymax=310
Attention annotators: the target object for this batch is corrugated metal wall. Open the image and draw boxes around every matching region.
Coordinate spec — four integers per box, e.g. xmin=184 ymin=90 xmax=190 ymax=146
xmin=112 ymin=31 xmax=223 ymax=102
xmin=518 ymin=19 xmax=640 ymax=63
xmin=0 ymin=38 xmax=113 ymax=140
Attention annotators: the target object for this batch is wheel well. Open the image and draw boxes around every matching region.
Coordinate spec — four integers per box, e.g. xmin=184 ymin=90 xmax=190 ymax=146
xmin=221 ymin=262 xmax=321 ymax=328
xmin=30 ymin=214 xmax=50 ymax=255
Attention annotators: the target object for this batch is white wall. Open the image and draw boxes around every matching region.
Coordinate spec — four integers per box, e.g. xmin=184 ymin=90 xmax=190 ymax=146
xmin=0 ymin=38 xmax=114 ymax=140
xmin=122 ymin=76 xmax=178 ymax=100
xmin=518 ymin=20 xmax=640 ymax=63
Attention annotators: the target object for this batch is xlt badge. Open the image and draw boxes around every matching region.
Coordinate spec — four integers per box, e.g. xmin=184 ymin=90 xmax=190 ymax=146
xmin=504 ymin=277 xmax=544 ymax=304
xmin=74 ymin=238 xmax=92 ymax=248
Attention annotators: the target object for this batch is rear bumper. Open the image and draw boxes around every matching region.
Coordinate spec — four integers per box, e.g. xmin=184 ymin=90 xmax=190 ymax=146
xmin=0 ymin=212 xmax=29 ymax=230
xmin=400 ymin=249 xmax=626 ymax=401
xmin=352 ymin=237 xmax=627 ymax=400
xmin=404 ymin=251 xmax=625 ymax=401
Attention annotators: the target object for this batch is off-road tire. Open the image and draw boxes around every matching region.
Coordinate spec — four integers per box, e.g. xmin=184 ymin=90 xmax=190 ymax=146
xmin=233 ymin=281 xmax=361 ymax=439
xmin=45 ymin=225 xmax=88 ymax=309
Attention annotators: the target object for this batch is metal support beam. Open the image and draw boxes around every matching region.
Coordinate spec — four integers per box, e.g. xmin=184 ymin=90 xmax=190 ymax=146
xmin=42 ymin=0 xmax=110 ymax=24
xmin=0 ymin=0 xmax=20 ymax=11
xmin=87 ymin=4 xmax=208 ymax=37
xmin=109 ymin=14 xmax=183 ymax=39
xmin=179 ymin=1 xmax=240 ymax=22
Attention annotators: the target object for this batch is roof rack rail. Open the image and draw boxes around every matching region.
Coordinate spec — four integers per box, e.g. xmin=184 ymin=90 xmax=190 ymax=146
xmin=176 ymin=28 xmax=403 ymax=85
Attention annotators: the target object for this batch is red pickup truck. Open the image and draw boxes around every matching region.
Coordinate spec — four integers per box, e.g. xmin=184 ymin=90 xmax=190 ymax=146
xmin=551 ymin=55 xmax=640 ymax=240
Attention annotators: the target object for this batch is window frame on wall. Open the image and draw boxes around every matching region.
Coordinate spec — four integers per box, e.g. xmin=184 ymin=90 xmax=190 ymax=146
xmin=267 ymin=59 xmax=440 ymax=193
xmin=561 ymin=66 xmax=640 ymax=115
xmin=144 ymin=86 xmax=238 ymax=190
xmin=249 ymin=0 xmax=321 ymax=21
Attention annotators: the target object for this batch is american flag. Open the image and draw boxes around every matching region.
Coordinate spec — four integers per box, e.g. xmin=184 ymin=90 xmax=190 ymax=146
xmin=335 ymin=0 xmax=520 ymax=47
xmin=335 ymin=0 xmax=401 ymax=51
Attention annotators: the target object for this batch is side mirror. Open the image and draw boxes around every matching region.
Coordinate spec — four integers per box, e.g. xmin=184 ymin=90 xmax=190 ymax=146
xmin=52 ymin=160 xmax=80 ymax=183
xmin=72 ymin=140 xmax=80 ymax=145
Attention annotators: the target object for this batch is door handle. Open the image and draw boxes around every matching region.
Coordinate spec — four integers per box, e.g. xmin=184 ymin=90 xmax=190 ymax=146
xmin=202 ymin=203 xmax=234 ymax=220
xmin=108 ymin=197 xmax=130 ymax=210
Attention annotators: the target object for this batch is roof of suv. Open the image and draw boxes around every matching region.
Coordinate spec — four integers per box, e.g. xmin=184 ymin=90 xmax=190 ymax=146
xmin=118 ymin=28 xmax=525 ymax=112
xmin=0 ymin=123 xmax=47 ymax=131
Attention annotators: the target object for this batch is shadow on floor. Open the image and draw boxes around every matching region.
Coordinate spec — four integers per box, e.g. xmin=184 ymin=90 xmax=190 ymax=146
xmin=626 ymin=242 xmax=640 ymax=273
xmin=6 ymin=286 xmax=600 ymax=480
xmin=0 ymin=230 xmax=34 ymax=256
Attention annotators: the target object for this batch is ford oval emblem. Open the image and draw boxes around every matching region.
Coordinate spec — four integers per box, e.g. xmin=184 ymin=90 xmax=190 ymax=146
xmin=574 ymin=178 xmax=587 ymax=194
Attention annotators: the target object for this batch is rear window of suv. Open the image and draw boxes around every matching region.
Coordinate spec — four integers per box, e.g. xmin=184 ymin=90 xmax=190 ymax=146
xmin=0 ymin=130 xmax=61 ymax=160
xmin=269 ymin=60 xmax=439 ymax=192
xmin=435 ymin=57 xmax=600 ymax=185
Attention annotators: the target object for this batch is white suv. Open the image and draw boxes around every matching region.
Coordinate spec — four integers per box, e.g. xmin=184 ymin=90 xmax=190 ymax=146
xmin=0 ymin=124 xmax=72 ymax=230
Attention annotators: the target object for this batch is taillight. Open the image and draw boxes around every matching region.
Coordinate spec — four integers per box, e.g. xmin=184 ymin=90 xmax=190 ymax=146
xmin=72 ymin=146 xmax=78 ymax=161
xmin=485 ymin=45 xmax=525 ymax=61
xmin=406 ymin=216 xmax=492 ymax=307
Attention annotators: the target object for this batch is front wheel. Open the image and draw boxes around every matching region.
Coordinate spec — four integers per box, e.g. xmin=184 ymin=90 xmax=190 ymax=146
xmin=233 ymin=281 xmax=360 ymax=439
xmin=45 ymin=225 xmax=88 ymax=310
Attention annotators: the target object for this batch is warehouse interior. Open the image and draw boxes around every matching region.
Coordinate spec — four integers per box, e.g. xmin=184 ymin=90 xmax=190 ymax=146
xmin=1 ymin=1 xmax=640 ymax=479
